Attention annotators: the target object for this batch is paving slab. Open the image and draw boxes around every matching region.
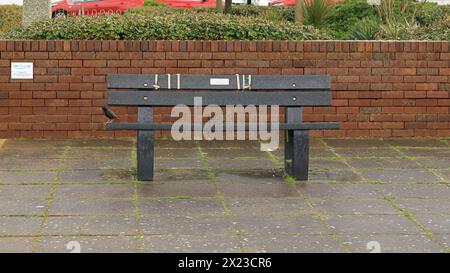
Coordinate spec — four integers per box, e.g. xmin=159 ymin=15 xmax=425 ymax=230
xmin=156 ymin=141 xmax=198 ymax=149
xmin=411 ymin=157 xmax=450 ymax=170
xmin=361 ymin=169 xmax=440 ymax=184
xmin=326 ymin=215 xmax=422 ymax=234
xmin=435 ymin=169 xmax=450 ymax=181
xmin=58 ymin=170 xmax=124 ymax=183
xmin=153 ymin=169 xmax=211 ymax=181
xmin=1 ymin=139 xmax=60 ymax=149
xmin=232 ymin=215 xmax=329 ymax=235
xmin=0 ymin=217 xmax=42 ymax=235
xmin=214 ymin=169 xmax=284 ymax=184
xmin=384 ymin=138 xmax=448 ymax=147
xmin=138 ymin=199 xmax=225 ymax=217
xmin=0 ymin=185 xmax=51 ymax=200
xmin=37 ymin=235 xmax=136 ymax=253
xmin=333 ymin=147 xmax=401 ymax=158
xmin=0 ymin=138 xmax=449 ymax=253
xmin=413 ymin=214 xmax=450 ymax=234
xmin=62 ymin=159 xmax=132 ymax=171
xmin=243 ymin=234 xmax=343 ymax=253
xmin=207 ymin=159 xmax=276 ymax=170
xmin=309 ymin=148 xmax=337 ymax=158
xmin=394 ymin=198 xmax=450 ymax=215
xmin=434 ymin=234 xmax=450 ymax=250
xmin=0 ymin=237 xmax=35 ymax=253
xmin=49 ymin=199 xmax=135 ymax=216
xmin=308 ymin=168 xmax=362 ymax=183
xmin=398 ymin=148 xmax=450 ymax=158
xmin=155 ymin=148 xmax=200 ymax=159
xmin=296 ymin=184 xmax=381 ymax=199
xmin=311 ymin=198 xmax=400 ymax=215
xmin=0 ymin=199 xmax=48 ymax=216
xmin=26 ymin=139 xmax=133 ymax=148
xmin=155 ymin=159 xmax=204 ymax=169
xmin=98 ymin=169 xmax=135 ymax=182
xmin=201 ymin=148 xmax=267 ymax=159
xmin=67 ymin=148 xmax=132 ymax=160
xmin=138 ymin=181 xmax=216 ymax=198
xmin=0 ymin=171 xmax=57 ymax=184
xmin=43 ymin=215 xmax=138 ymax=236
xmin=310 ymin=158 xmax=350 ymax=170
xmin=225 ymin=198 xmax=312 ymax=217
xmin=323 ymin=138 xmax=388 ymax=148
xmin=55 ymin=184 xmax=135 ymax=200
xmin=340 ymin=234 xmax=446 ymax=253
xmin=373 ymin=184 xmax=450 ymax=199
xmin=346 ymin=157 xmax=421 ymax=169
xmin=0 ymin=159 xmax=60 ymax=171
xmin=271 ymin=147 xmax=336 ymax=159
xmin=218 ymin=183 xmax=299 ymax=198
xmin=0 ymin=148 xmax=65 ymax=160
xmin=195 ymin=140 xmax=261 ymax=149
xmin=139 ymin=215 xmax=234 ymax=236
xmin=142 ymin=235 xmax=241 ymax=253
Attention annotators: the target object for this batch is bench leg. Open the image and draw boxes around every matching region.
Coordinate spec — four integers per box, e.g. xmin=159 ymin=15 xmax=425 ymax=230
xmin=284 ymin=107 xmax=309 ymax=180
xmin=285 ymin=130 xmax=309 ymax=180
xmin=137 ymin=107 xmax=154 ymax=181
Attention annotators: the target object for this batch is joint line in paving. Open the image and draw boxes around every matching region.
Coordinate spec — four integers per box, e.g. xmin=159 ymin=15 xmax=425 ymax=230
xmin=196 ymin=143 xmax=247 ymax=253
xmin=265 ymin=143 xmax=351 ymax=253
xmin=31 ymin=146 xmax=70 ymax=253
xmin=131 ymin=138 xmax=144 ymax=253
xmin=320 ymin=139 xmax=449 ymax=253
xmin=387 ymin=143 xmax=449 ymax=185
xmin=133 ymin=183 xmax=144 ymax=253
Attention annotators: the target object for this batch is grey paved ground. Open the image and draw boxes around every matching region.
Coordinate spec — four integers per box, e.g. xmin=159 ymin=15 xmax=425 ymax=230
xmin=0 ymin=138 xmax=449 ymax=253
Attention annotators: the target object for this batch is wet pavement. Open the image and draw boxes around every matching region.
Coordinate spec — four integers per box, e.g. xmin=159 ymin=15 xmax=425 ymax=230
xmin=0 ymin=138 xmax=449 ymax=253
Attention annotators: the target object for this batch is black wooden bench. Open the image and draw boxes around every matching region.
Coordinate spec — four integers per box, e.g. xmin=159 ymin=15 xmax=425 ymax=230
xmin=105 ymin=74 xmax=339 ymax=181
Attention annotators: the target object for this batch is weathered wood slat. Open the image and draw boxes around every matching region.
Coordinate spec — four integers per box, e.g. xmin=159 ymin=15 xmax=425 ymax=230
xmin=107 ymin=91 xmax=331 ymax=106
xmin=107 ymin=74 xmax=330 ymax=90
xmin=106 ymin=122 xmax=340 ymax=131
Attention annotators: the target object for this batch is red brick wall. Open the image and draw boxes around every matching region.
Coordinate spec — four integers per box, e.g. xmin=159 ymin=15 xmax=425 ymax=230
xmin=0 ymin=40 xmax=449 ymax=138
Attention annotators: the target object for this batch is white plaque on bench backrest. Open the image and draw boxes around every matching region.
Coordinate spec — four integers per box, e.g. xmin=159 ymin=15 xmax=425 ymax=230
xmin=11 ymin=62 xmax=34 ymax=80
xmin=210 ymin=78 xmax=230 ymax=86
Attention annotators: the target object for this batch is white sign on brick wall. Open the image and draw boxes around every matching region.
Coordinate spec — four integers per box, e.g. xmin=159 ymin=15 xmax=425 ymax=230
xmin=11 ymin=62 xmax=34 ymax=80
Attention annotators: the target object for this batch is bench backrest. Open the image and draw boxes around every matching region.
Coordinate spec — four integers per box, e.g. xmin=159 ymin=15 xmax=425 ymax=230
xmin=107 ymin=74 xmax=331 ymax=107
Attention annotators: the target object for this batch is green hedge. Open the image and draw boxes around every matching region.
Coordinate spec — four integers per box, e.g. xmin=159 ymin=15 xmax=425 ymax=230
xmin=0 ymin=5 xmax=22 ymax=36
xmin=143 ymin=0 xmax=166 ymax=7
xmin=326 ymin=0 xmax=376 ymax=39
xmin=1 ymin=1 xmax=448 ymax=41
xmin=6 ymin=13 xmax=329 ymax=40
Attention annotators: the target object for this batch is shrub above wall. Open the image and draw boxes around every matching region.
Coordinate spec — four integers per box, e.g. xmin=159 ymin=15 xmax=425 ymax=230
xmin=1 ymin=2 xmax=449 ymax=41
xmin=0 ymin=5 xmax=21 ymax=36
xmin=4 ymin=13 xmax=329 ymax=41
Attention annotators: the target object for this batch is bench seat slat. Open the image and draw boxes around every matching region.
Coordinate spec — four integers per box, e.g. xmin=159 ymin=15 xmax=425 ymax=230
xmin=107 ymin=74 xmax=330 ymax=90
xmin=107 ymin=122 xmax=340 ymax=131
xmin=107 ymin=91 xmax=331 ymax=106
